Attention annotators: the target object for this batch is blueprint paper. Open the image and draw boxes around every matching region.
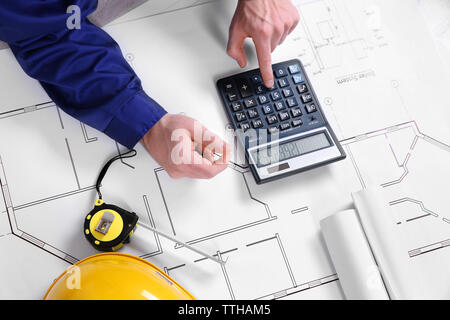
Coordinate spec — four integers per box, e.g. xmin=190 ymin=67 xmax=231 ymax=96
xmin=321 ymin=209 xmax=389 ymax=300
xmin=0 ymin=0 xmax=449 ymax=300
xmin=352 ymin=187 xmax=429 ymax=299
xmin=109 ymin=0 xmax=219 ymax=25
xmin=418 ymin=0 xmax=450 ymax=71
xmin=88 ymin=0 xmax=148 ymax=27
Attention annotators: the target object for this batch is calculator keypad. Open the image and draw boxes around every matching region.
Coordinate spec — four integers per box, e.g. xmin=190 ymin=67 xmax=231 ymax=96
xmin=219 ymin=60 xmax=323 ymax=137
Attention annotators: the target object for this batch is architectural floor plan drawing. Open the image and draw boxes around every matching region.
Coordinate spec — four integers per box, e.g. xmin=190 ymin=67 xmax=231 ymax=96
xmin=0 ymin=0 xmax=449 ymax=299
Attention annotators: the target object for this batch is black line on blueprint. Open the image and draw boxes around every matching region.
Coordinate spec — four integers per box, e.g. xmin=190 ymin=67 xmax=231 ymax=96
xmin=291 ymin=206 xmax=309 ymax=215
xmin=385 ymin=134 xmax=402 ymax=167
xmin=409 ymin=238 xmax=450 ymax=258
xmin=389 ymin=198 xmax=440 ymax=225
xmin=0 ymin=107 xmax=24 ymax=117
xmin=0 ymin=163 xmax=73 ymax=264
xmin=65 ymin=138 xmax=81 ymax=189
xmin=410 ymin=135 xmax=419 ymax=150
xmin=13 ymin=185 xmax=95 ymax=211
xmin=255 ymin=274 xmax=339 ymax=300
xmin=246 ymin=236 xmax=276 ymax=247
xmin=56 ymin=107 xmax=65 ymax=130
xmin=140 ymin=195 xmax=163 ymax=259
xmin=156 ymin=166 xmax=276 ymax=243
xmin=332 ymin=0 xmax=367 ymax=59
xmin=0 ymin=157 xmax=80 ymax=264
xmin=0 ymin=102 xmax=55 ymax=120
xmin=175 ymin=216 xmax=277 ymax=248
xmin=339 ymin=121 xmax=415 ymax=145
xmin=10 ymin=232 xmax=71 ymax=265
xmin=228 ymin=160 xmax=249 ymax=172
xmin=16 ymin=226 xmax=78 ymax=264
xmin=0 ymin=158 xmax=14 ymax=238
xmin=217 ymin=250 xmax=236 ymax=300
xmin=298 ymin=6 xmax=323 ymax=70
xmin=381 ymin=152 xmax=410 ymax=187
xmin=406 ymin=213 xmax=431 ymax=222
xmin=80 ymin=123 xmax=97 ymax=143
xmin=154 ymin=168 xmax=177 ymax=236
xmin=194 ymin=248 xmax=238 ymax=263
xmin=34 ymin=101 xmax=54 ymax=107
xmin=275 ymin=233 xmax=297 ymax=288
xmin=344 ymin=145 xmax=365 ymax=189
xmin=422 ymin=134 xmax=450 ymax=150
xmin=242 ymin=172 xmax=273 ymax=218
xmin=166 ymin=264 xmax=186 ymax=273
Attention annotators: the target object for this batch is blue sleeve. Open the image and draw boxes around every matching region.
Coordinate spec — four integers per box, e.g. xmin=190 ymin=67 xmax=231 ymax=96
xmin=0 ymin=0 xmax=167 ymax=149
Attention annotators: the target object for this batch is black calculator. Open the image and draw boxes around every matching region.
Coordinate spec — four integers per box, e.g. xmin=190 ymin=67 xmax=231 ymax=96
xmin=217 ymin=59 xmax=346 ymax=184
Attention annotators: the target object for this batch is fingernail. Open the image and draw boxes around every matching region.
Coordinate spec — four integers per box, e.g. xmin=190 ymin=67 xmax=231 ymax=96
xmin=266 ymin=79 xmax=274 ymax=88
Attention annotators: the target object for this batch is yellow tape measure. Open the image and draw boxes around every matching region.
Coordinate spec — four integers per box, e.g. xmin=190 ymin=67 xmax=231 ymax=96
xmin=84 ymin=150 xmax=224 ymax=264
xmin=84 ymin=199 xmax=139 ymax=252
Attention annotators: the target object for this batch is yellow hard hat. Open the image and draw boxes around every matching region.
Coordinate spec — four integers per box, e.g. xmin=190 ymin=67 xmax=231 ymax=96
xmin=44 ymin=253 xmax=195 ymax=300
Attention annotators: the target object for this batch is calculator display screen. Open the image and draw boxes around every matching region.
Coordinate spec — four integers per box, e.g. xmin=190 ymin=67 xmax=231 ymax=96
xmin=251 ymin=132 xmax=332 ymax=168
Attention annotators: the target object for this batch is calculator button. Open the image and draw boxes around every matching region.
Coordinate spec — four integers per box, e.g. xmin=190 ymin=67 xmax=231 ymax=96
xmin=280 ymin=122 xmax=291 ymax=131
xmin=288 ymin=64 xmax=301 ymax=74
xmin=224 ymin=82 xmax=235 ymax=92
xmin=235 ymin=112 xmax=247 ymax=122
xmin=278 ymin=78 xmax=289 ymax=88
xmin=268 ymin=126 xmax=279 ymax=134
xmin=237 ymin=79 xmax=253 ymax=98
xmin=282 ymin=88 xmax=293 ymax=98
xmin=230 ymin=101 xmax=243 ymax=112
xmin=271 ymin=91 xmax=282 ymax=101
xmin=279 ymin=111 xmax=290 ymax=122
xmin=247 ymin=108 xmax=259 ymax=119
xmin=292 ymin=74 xmax=304 ymax=84
xmin=262 ymin=104 xmax=274 ymax=115
xmin=227 ymin=92 xmax=238 ymax=102
xmin=301 ymin=93 xmax=313 ymax=104
xmin=305 ymin=104 xmax=317 ymax=114
xmin=274 ymin=67 xmax=287 ymax=78
xmin=240 ymin=122 xmax=251 ymax=132
xmin=251 ymin=75 xmax=262 ymax=84
xmin=286 ymin=97 xmax=298 ymax=108
xmin=274 ymin=101 xmax=286 ymax=111
xmin=291 ymin=107 xmax=302 ymax=118
xmin=258 ymin=95 xmax=269 ymax=104
xmin=292 ymin=119 xmax=303 ymax=127
xmin=267 ymin=114 xmax=278 ymax=125
xmin=255 ymin=84 xmax=266 ymax=95
xmin=252 ymin=119 xmax=264 ymax=129
xmin=297 ymin=84 xmax=308 ymax=94
xmin=244 ymin=97 xmax=258 ymax=108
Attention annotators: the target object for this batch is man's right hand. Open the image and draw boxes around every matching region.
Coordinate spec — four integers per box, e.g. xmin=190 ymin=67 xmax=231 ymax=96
xmin=141 ymin=114 xmax=231 ymax=179
xmin=227 ymin=0 xmax=300 ymax=88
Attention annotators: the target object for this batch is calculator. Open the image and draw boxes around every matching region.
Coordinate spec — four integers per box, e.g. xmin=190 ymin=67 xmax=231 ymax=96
xmin=216 ymin=59 xmax=346 ymax=184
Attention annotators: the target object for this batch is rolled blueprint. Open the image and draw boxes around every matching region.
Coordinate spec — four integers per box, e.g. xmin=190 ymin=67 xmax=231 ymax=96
xmin=321 ymin=210 xmax=389 ymax=300
xmin=352 ymin=187 xmax=426 ymax=300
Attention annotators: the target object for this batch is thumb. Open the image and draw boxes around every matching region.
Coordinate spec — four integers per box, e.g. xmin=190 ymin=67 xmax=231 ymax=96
xmin=227 ymin=28 xmax=247 ymax=68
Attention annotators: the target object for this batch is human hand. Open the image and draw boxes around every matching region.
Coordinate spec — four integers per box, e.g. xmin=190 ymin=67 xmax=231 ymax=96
xmin=227 ymin=0 xmax=300 ymax=88
xmin=141 ymin=114 xmax=231 ymax=179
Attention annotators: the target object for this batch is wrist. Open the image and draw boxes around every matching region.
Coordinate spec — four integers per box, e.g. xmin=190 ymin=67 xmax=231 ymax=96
xmin=141 ymin=113 xmax=169 ymax=145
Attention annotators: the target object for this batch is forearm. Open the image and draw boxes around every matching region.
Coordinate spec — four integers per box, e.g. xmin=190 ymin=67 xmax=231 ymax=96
xmin=1 ymin=1 xmax=166 ymax=148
